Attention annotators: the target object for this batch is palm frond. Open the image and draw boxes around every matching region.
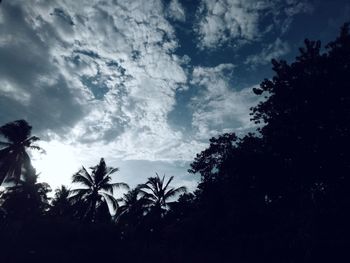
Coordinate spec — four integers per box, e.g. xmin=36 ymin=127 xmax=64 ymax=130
xmin=72 ymin=167 xmax=93 ymax=186
xmin=92 ymin=158 xmax=108 ymax=184
xmin=147 ymin=177 xmax=160 ymax=194
xmin=0 ymin=141 xmax=11 ymax=147
xmin=138 ymin=196 xmax=153 ymax=206
xmin=69 ymin=188 xmax=90 ymax=197
xmin=72 ymin=174 xmax=93 ymax=187
xmin=102 ymin=182 xmax=129 ymax=194
xmin=0 ymin=146 xmax=10 ymax=156
xmin=81 ymin=166 xmax=94 ymax=183
xmin=29 ymin=145 xmax=44 ymax=153
xmin=27 ymin=136 xmax=40 ymax=143
xmin=106 ymin=167 xmax=119 ymax=176
xmin=69 ymin=191 xmax=91 ymax=206
xmin=0 ymin=120 xmax=32 ymax=143
xmin=159 ymin=173 xmax=165 ymax=188
xmin=100 ymin=192 xmax=119 ymax=214
xmin=139 ymin=183 xmax=158 ymax=197
xmin=97 ymin=174 xmax=111 ymax=187
xmin=111 ymin=182 xmax=129 ymax=191
xmin=138 ymin=190 xmax=157 ymax=201
xmin=164 ymin=186 xmax=187 ymax=199
xmin=163 ymin=175 xmax=174 ymax=191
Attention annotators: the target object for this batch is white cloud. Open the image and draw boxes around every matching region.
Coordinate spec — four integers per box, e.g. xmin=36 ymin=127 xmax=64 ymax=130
xmin=191 ymin=64 xmax=260 ymax=139
xmin=0 ymin=0 xmax=211 ymax=191
xmin=0 ymin=0 xmax=274 ymax=191
xmin=0 ymin=80 xmax=31 ymax=104
xmin=285 ymin=0 xmax=313 ymax=17
xmin=167 ymin=0 xmax=186 ymax=22
xmin=195 ymin=0 xmax=312 ymax=49
xmin=0 ymin=0 xmax=190 ymax=157
xmin=245 ymin=38 xmax=290 ymax=68
xmin=0 ymin=1 xmax=88 ymax=132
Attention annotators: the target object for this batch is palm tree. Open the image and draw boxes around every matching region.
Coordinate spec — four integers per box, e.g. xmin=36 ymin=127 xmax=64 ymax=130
xmin=138 ymin=173 xmax=187 ymax=218
xmin=0 ymin=169 xmax=51 ymax=219
xmin=116 ymin=188 xmax=151 ymax=223
xmin=50 ymin=185 xmax=73 ymax=217
xmin=0 ymin=120 xmax=42 ymax=185
xmin=70 ymin=158 xmax=129 ymax=222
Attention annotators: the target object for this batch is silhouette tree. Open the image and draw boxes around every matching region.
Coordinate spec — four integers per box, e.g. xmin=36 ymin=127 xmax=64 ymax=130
xmin=138 ymin=174 xmax=186 ymax=218
xmin=184 ymin=23 xmax=350 ymax=263
xmin=0 ymin=168 xmax=51 ymax=220
xmin=70 ymin=158 xmax=129 ymax=222
xmin=189 ymin=133 xmax=238 ymax=184
xmin=116 ymin=188 xmax=151 ymax=223
xmin=115 ymin=188 xmax=152 ymax=240
xmin=0 ymin=120 xmax=42 ymax=185
xmin=50 ymin=185 xmax=75 ymax=218
xmin=251 ymin=23 xmax=350 ymax=207
xmin=164 ymin=192 xmax=196 ymax=223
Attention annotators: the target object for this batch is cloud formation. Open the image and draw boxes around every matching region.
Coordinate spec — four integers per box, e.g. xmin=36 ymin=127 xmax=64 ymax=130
xmin=2 ymin=0 xmax=327 ymax=190
xmin=0 ymin=0 xmax=194 ymax=161
xmin=166 ymin=0 xmax=186 ymax=22
xmin=194 ymin=0 xmax=312 ymax=49
xmin=191 ymin=64 xmax=260 ymax=139
xmin=0 ymin=2 xmax=87 ymax=133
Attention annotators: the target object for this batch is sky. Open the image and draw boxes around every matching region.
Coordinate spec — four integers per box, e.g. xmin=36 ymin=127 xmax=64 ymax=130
xmin=0 ymin=0 xmax=349 ymax=192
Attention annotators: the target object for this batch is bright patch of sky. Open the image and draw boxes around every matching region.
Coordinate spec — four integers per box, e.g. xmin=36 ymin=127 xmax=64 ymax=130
xmin=0 ymin=0 xmax=349 ymax=192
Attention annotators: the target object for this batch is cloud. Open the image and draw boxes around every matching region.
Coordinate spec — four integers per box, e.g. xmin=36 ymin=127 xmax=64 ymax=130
xmin=0 ymin=0 xmax=194 ymax=160
xmin=191 ymin=64 xmax=261 ymax=139
xmin=0 ymin=0 xmax=218 ymax=194
xmin=245 ymin=38 xmax=290 ymax=68
xmin=194 ymin=0 xmax=313 ymax=49
xmin=166 ymin=0 xmax=186 ymax=22
xmin=0 ymin=2 xmax=87 ymax=133
xmin=284 ymin=0 xmax=313 ymax=17
xmin=0 ymin=0 xmax=273 ymax=191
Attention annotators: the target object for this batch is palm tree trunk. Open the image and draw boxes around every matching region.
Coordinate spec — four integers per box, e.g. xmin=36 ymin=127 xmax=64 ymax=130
xmin=91 ymin=194 xmax=98 ymax=223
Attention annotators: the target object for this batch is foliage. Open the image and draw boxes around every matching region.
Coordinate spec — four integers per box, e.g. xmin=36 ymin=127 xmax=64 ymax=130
xmin=189 ymin=132 xmax=237 ymax=184
xmin=0 ymin=120 xmax=42 ymax=185
xmin=0 ymin=169 xmax=51 ymax=220
xmin=186 ymin=23 xmax=350 ymax=262
xmin=70 ymin=158 xmax=129 ymax=222
xmin=116 ymin=188 xmax=151 ymax=223
xmin=250 ymin=23 xmax=350 ymax=209
xmin=50 ymin=185 xmax=75 ymax=218
xmin=138 ymin=173 xmax=186 ymax=218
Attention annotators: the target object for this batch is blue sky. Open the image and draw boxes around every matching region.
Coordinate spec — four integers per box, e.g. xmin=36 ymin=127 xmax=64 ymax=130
xmin=0 ymin=0 xmax=348 ymax=191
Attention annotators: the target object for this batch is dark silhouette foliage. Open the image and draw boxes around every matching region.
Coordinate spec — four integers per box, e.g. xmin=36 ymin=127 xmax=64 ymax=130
xmin=184 ymin=23 xmax=350 ymax=262
xmin=138 ymin=173 xmax=187 ymax=218
xmin=70 ymin=158 xmax=129 ymax=222
xmin=50 ymin=185 xmax=75 ymax=218
xmin=116 ymin=187 xmax=151 ymax=222
xmin=0 ymin=169 xmax=51 ymax=220
xmin=0 ymin=120 xmax=42 ymax=185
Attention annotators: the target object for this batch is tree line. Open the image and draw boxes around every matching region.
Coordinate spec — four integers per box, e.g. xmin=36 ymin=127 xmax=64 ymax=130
xmin=0 ymin=121 xmax=186 ymax=224
xmin=0 ymin=23 xmax=350 ymax=262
